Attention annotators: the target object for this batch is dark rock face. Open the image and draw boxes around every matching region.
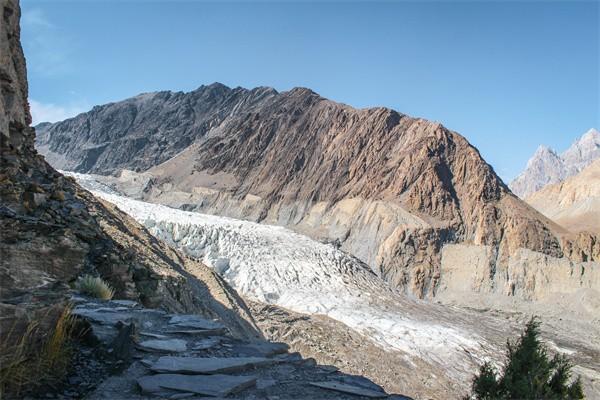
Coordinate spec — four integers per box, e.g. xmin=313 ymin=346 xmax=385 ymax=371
xmin=36 ymin=84 xmax=278 ymax=174
xmin=36 ymin=81 xmax=595 ymax=296
xmin=0 ymin=0 xmax=259 ymax=372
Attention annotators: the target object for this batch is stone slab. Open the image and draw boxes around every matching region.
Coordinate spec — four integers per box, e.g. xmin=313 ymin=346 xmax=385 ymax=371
xmin=233 ymin=341 xmax=289 ymax=357
xmin=150 ymin=356 xmax=276 ymax=374
xmin=166 ymin=328 xmax=227 ymax=336
xmin=168 ymin=315 xmax=224 ymax=330
xmin=138 ymin=339 xmax=188 ymax=353
xmin=309 ymin=381 xmax=388 ymax=398
xmin=112 ymin=300 xmax=138 ymax=307
xmin=137 ymin=373 xmax=256 ymax=396
xmin=191 ymin=338 xmax=221 ymax=350
xmin=139 ymin=331 xmax=169 ymax=339
xmin=72 ymin=308 xmax=133 ymax=325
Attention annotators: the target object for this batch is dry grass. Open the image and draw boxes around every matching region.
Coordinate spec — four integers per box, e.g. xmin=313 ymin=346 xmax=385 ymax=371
xmin=75 ymin=275 xmax=114 ymax=300
xmin=0 ymin=307 xmax=77 ymax=398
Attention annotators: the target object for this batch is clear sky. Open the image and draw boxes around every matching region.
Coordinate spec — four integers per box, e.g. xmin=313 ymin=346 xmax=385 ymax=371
xmin=21 ymin=0 xmax=599 ymax=182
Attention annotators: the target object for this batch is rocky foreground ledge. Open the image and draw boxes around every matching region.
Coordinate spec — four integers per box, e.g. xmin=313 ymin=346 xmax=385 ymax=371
xmin=59 ymin=295 xmax=412 ymax=400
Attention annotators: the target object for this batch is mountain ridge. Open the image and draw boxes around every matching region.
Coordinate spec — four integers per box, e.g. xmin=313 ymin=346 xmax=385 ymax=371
xmin=35 ymin=82 xmax=598 ymax=298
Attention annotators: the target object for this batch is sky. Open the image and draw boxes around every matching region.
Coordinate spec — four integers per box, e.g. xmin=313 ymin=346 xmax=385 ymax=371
xmin=20 ymin=0 xmax=599 ymax=182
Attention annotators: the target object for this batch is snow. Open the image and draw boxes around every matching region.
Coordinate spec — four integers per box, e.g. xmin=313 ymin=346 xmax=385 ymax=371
xmin=66 ymin=171 xmax=495 ymax=379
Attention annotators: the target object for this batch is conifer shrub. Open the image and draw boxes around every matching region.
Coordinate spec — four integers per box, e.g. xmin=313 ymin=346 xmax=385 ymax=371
xmin=468 ymin=317 xmax=584 ymax=399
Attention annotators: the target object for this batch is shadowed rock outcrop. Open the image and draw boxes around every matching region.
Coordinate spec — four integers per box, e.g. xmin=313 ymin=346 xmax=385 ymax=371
xmin=0 ymin=0 xmax=259 ymax=373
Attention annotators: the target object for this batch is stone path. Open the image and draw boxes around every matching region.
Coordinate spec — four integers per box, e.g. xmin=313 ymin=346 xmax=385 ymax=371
xmin=66 ymin=296 xmax=412 ymax=399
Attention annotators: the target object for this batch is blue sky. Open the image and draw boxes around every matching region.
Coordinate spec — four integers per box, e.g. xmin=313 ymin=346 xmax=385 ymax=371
xmin=21 ymin=0 xmax=599 ymax=182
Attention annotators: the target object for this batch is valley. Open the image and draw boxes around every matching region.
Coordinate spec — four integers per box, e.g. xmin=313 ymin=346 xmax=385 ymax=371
xmin=66 ymin=170 xmax=600 ymax=398
xmin=2 ymin=0 xmax=599 ymax=397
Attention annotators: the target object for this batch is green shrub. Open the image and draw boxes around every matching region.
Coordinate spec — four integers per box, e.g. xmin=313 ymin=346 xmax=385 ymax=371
xmin=468 ymin=317 xmax=584 ymax=399
xmin=75 ymin=275 xmax=114 ymax=300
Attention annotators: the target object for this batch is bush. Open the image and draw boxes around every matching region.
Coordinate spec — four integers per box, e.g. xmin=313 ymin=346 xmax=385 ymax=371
xmin=75 ymin=275 xmax=114 ymax=300
xmin=0 ymin=307 xmax=76 ymax=398
xmin=468 ymin=317 xmax=584 ymax=399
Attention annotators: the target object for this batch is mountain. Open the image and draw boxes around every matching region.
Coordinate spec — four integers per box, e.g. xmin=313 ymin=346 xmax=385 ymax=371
xmin=510 ymin=128 xmax=600 ymax=198
xmin=36 ymin=85 xmax=278 ymax=174
xmin=526 ymin=159 xmax=600 ymax=235
xmin=35 ymin=85 xmax=598 ymax=298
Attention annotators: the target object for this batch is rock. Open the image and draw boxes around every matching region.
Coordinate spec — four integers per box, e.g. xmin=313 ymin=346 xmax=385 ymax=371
xmin=150 ymin=356 xmax=276 ymax=374
xmin=302 ymin=358 xmax=317 ymax=367
xmin=111 ymin=300 xmax=138 ymax=307
xmin=166 ymin=328 xmax=227 ymax=336
xmin=274 ymin=353 xmax=302 ymax=363
xmin=168 ymin=315 xmax=224 ymax=330
xmin=137 ymin=339 xmax=188 ymax=353
xmin=256 ymin=378 xmax=277 ymax=389
xmin=72 ymin=308 xmax=133 ymax=325
xmin=168 ymin=393 xmax=195 ymax=400
xmin=232 ymin=341 xmax=289 ymax=357
xmin=168 ymin=393 xmax=196 ymax=400
xmin=139 ymin=331 xmax=169 ymax=339
xmin=309 ymin=381 xmax=388 ymax=398
xmin=318 ymin=366 xmax=339 ymax=374
xmin=191 ymin=337 xmax=221 ymax=350
xmin=110 ymin=322 xmax=136 ymax=362
xmin=137 ymin=373 xmax=257 ymax=397
xmin=33 ymin=192 xmax=48 ymax=207
xmin=337 ymin=375 xmax=387 ymax=392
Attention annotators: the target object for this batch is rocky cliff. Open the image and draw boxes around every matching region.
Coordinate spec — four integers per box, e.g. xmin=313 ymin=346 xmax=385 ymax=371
xmin=0 ymin=0 xmax=260 ymax=372
xmin=510 ymin=128 xmax=600 ymax=198
xmin=35 ymin=83 xmax=597 ymax=297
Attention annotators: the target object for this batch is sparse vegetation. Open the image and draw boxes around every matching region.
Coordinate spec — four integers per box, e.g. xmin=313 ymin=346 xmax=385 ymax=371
xmin=75 ymin=275 xmax=114 ymax=300
xmin=468 ymin=317 xmax=584 ymax=400
xmin=0 ymin=307 xmax=77 ymax=398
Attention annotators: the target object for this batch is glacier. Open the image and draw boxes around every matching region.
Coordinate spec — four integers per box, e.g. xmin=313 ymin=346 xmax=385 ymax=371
xmin=66 ymin=171 xmax=498 ymax=381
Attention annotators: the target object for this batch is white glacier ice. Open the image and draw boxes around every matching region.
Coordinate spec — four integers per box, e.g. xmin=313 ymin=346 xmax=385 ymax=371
xmin=66 ymin=171 xmax=497 ymax=380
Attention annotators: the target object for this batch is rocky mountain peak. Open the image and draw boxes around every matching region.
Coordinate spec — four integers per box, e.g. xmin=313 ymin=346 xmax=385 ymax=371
xmin=533 ymin=144 xmax=557 ymax=157
xmin=582 ymin=127 xmax=600 ymax=139
xmin=510 ymin=128 xmax=600 ymax=198
xmin=562 ymin=127 xmax=600 ymax=170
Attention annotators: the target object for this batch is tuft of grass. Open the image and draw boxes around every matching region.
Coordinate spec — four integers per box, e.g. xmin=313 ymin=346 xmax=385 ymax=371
xmin=0 ymin=307 xmax=77 ymax=398
xmin=75 ymin=275 xmax=114 ymax=300
xmin=40 ymin=307 xmax=77 ymax=375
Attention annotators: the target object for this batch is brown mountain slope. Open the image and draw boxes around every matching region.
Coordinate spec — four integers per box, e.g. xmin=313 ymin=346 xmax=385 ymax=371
xmin=526 ymin=159 xmax=600 ymax=234
xmin=154 ymin=88 xmax=573 ymax=295
xmin=40 ymin=84 xmax=598 ymax=297
xmin=0 ymin=0 xmax=259 ymax=361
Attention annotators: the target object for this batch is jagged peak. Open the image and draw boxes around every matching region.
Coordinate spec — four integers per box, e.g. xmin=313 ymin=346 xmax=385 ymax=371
xmin=285 ymin=87 xmax=320 ymax=98
xmin=204 ymin=82 xmax=231 ymax=91
xmin=533 ymin=144 xmax=559 ymax=158
xmin=577 ymin=127 xmax=600 ymax=144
